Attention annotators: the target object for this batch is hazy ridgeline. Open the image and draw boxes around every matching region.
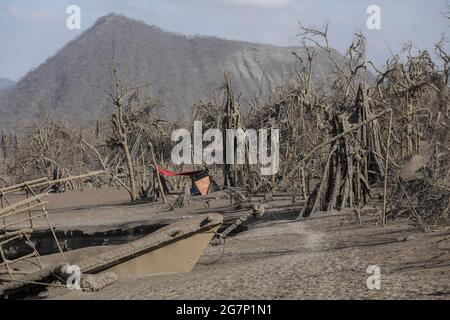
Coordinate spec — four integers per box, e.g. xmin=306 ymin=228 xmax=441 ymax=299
xmin=0 ymin=14 xmax=345 ymax=129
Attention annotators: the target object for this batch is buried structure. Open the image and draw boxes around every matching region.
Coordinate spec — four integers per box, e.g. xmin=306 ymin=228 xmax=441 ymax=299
xmin=0 ymin=176 xmax=223 ymax=298
xmin=0 ymin=213 xmax=222 ymax=297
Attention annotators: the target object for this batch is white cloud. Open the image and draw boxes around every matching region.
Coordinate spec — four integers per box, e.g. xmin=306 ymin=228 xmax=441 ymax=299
xmin=221 ymin=0 xmax=293 ymax=8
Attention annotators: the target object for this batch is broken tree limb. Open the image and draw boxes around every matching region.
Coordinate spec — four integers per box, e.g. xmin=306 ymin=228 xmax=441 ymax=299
xmin=80 ymin=272 xmax=118 ymax=292
xmin=301 ymin=108 xmax=392 ymax=166
xmin=213 ymin=201 xmax=265 ymax=244
xmin=31 ymin=171 xmax=105 ymax=189
xmin=81 ymin=138 xmax=132 ymax=193
xmin=397 ymin=178 xmax=427 ymax=231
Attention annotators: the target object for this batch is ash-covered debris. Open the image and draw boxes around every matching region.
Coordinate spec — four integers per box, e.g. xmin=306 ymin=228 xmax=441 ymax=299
xmin=389 ymin=169 xmax=450 ymax=228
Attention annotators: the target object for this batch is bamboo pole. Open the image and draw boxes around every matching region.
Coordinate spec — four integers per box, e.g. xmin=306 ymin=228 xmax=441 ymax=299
xmin=0 ymin=177 xmax=48 ymax=194
xmin=149 ymin=142 xmax=166 ymax=204
xmin=1 ymin=213 xmax=47 ymax=229
xmin=25 ymin=189 xmax=33 ymax=228
xmin=24 ymin=187 xmax=66 ymax=261
xmin=0 ymin=201 xmax=48 ymax=221
xmin=382 ymin=110 xmax=393 ymax=226
xmin=0 ymin=194 xmax=48 ymax=217
xmin=0 ymin=229 xmax=34 ymax=242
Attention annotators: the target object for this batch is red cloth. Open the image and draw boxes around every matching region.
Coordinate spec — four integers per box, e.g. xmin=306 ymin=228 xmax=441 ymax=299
xmin=156 ymin=166 xmax=203 ymax=177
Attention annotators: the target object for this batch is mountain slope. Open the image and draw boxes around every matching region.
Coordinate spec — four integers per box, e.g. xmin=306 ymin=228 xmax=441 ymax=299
xmin=0 ymin=14 xmax=346 ymax=129
xmin=0 ymin=78 xmax=15 ymax=92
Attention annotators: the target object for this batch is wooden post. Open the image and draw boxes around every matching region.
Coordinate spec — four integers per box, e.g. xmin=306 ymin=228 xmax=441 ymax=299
xmin=24 ymin=187 xmax=66 ymax=261
xmin=299 ymin=165 xmax=307 ymax=200
xmin=25 ymin=187 xmax=33 ymax=229
xmin=382 ymin=110 xmax=393 ymax=226
xmin=149 ymin=143 xmax=166 ymax=204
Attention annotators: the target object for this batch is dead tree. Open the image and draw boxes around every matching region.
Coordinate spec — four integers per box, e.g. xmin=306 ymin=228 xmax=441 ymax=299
xmin=222 ymin=73 xmax=242 ymax=187
xmin=194 ymin=73 xmax=244 ymax=189
xmin=107 ymin=63 xmax=139 ymax=202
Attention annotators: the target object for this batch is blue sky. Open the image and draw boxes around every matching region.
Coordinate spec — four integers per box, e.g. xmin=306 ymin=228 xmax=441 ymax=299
xmin=0 ymin=0 xmax=448 ymax=81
